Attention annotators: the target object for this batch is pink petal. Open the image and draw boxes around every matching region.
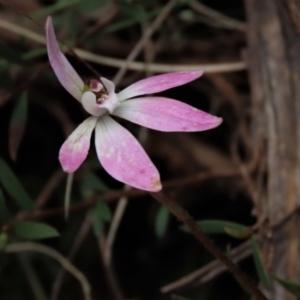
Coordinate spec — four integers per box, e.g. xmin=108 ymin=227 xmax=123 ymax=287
xmin=117 ymin=70 xmax=204 ymax=101
xmin=95 ymin=115 xmax=161 ymax=191
xmin=59 ymin=117 xmax=97 ymax=173
xmin=112 ymin=97 xmax=222 ymax=132
xmin=46 ymin=16 xmax=84 ymax=101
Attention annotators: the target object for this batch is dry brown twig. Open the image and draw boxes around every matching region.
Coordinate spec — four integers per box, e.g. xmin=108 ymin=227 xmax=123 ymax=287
xmin=0 ymin=18 xmax=246 ymax=74
xmin=161 ymin=240 xmax=252 ymax=293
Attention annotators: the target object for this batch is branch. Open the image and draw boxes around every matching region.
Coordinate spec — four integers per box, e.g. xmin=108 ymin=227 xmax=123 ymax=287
xmin=0 ymin=18 xmax=246 ymax=74
xmin=5 ymin=242 xmax=92 ymax=300
xmin=151 ymin=191 xmax=267 ymax=300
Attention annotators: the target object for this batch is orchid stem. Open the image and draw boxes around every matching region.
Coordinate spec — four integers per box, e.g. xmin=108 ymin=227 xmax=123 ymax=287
xmin=64 ymin=173 xmax=74 ymax=219
xmin=150 ymin=190 xmax=268 ymax=300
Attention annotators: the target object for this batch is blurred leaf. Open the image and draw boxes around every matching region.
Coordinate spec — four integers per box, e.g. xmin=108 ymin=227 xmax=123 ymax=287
xmin=92 ymin=212 xmax=104 ymax=237
xmin=102 ymin=9 xmax=159 ymax=34
xmin=0 ymin=233 xmax=8 ymax=251
xmin=96 ymin=200 xmax=112 ymax=222
xmin=155 ymin=205 xmax=170 ymax=238
xmin=0 ymin=188 xmax=9 ymax=222
xmin=91 ymin=200 xmax=112 ymax=236
xmin=22 ymin=48 xmax=47 ymax=61
xmin=0 ymin=157 xmax=34 ymax=211
xmin=30 ymin=0 xmax=80 ymax=18
xmin=251 ymin=236 xmax=272 ymax=291
xmin=77 ymin=0 xmax=109 ymax=11
xmin=14 ymin=221 xmax=59 ymax=240
xmin=273 ymin=276 xmax=300 ymax=297
xmin=80 ymin=171 xmax=109 ymax=197
xmin=0 ymin=41 xmax=23 ymax=64
xmin=0 ymin=61 xmax=14 ymax=91
xmin=9 ymin=92 xmax=28 ymax=161
xmin=181 ymin=220 xmax=249 ymax=239
xmin=171 ymin=295 xmax=192 ymax=300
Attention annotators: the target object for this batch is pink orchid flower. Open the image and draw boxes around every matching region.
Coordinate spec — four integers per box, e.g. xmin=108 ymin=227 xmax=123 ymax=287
xmin=46 ymin=16 xmax=222 ymax=192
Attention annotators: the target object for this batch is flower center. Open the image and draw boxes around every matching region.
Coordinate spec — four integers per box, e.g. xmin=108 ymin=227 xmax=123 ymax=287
xmin=86 ymin=79 xmax=109 ymax=104
xmin=82 ymin=78 xmax=119 ymax=116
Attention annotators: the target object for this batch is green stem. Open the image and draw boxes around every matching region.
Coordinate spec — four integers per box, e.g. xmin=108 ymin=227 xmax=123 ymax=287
xmin=150 ymin=190 xmax=268 ymax=300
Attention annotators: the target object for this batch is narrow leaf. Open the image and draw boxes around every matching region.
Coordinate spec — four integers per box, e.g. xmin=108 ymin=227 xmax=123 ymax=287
xmin=91 ymin=209 xmax=104 ymax=237
xmin=251 ymin=236 xmax=272 ymax=291
xmin=181 ymin=219 xmax=249 ymax=239
xmin=95 ymin=200 xmax=112 ymax=222
xmin=273 ymin=276 xmax=300 ymax=297
xmin=0 ymin=157 xmax=34 ymax=211
xmin=30 ymin=0 xmax=80 ymax=19
xmin=9 ymin=92 xmax=28 ymax=161
xmin=0 ymin=41 xmax=23 ymax=64
xmin=14 ymin=221 xmax=59 ymax=240
xmin=155 ymin=205 xmax=170 ymax=238
xmin=91 ymin=200 xmax=112 ymax=236
xmin=80 ymin=171 xmax=109 ymax=197
xmin=0 ymin=188 xmax=9 ymax=222
xmin=0 ymin=233 xmax=8 ymax=251
xmin=0 ymin=61 xmax=14 ymax=91
xmin=171 ymin=295 xmax=192 ymax=300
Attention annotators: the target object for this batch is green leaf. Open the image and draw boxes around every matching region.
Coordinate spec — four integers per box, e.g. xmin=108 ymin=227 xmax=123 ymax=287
xmin=30 ymin=0 xmax=81 ymax=19
xmin=0 ymin=41 xmax=23 ymax=64
xmin=182 ymin=220 xmax=249 ymax=239
xmin=155 ymin=205 xmax=170 ymax=238
xmin=273 ymin=276 xmax=300 ymax=297
xmin=22 ymin=48 xmax=47 ymax=61
xmin=171 ymin=295 xmax=192 ymax=300
xmin=102 ymin=9 xmax=160 ymax=34
xmin=0 ymin=157 xmax=34 ymax=211
xmin=80 ymin=171 xmax=109 ymax=197
xmin=0 ymin=61 xmax=14 ymax=91
xmin=251 ymin=236 xmax=272 ymax=291
xmin=9 ymin=92 xmax=28 ymax=161
xmin=0 ymin=188 xmax=9 ymax=222
xmin=77 ymin=0 xmax=109 ymax=11
xmin=96 ymin=200 xmax=112 ymax=222
xmin=14 ymin=221 xmax=59 ymax=240
xmin=0 ymin=233 xmax=8 ymax=251
xmin=91 ymin=200 xmax=112 ymax=236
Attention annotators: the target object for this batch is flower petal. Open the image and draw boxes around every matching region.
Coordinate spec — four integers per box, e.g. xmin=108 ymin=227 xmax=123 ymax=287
xmin=112 ymin=97 xmax=222 ymax=132
xmin=59 ymin=117 xmax=97 ymax=173
xmin=117 ymin=70 xmax=204 ymax=101
xmin=46 ymin=16 xmax=84 ymax=101
xmin=95 ymin=115 xmax=161 ymax=191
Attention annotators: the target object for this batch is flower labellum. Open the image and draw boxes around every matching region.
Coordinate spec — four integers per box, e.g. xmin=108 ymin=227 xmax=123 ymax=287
xmin=46 ymin=16 xmax=223 ymax=192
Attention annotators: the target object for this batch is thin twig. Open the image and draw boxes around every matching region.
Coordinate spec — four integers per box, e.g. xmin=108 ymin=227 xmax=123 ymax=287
xmin=150 ymin=191 xmax=267 ymax=300
xmin=75 ymin=6 xmax=119 ymax=46
xmin=18 ymin=253 xmax=48 ymax=300
xmin=112 ymin=0 xmax=178 ymax=85
xmin=161 ymin=240 xmax=252 ymax=293
xmin=51 ymin=215 xmax=92 ymax=300
xmin=5 ymin=242 xmax=92 ymax=300
xmin=189 ymin=1 xmax=246 ymax=31
xmin=35 ymin=169 xmax=65 ymax=210
xmin=98 ymin=238 xmax=124 ymax=300
xmin=103 ymin=186 xmax=130 ymax=265
xmin=0 ymin=18 xmax=246 ymax=74
xmin=64 ymin=173 xmax=74 ymax=219
xmin=24 ymin=171 xmax=241 ymax=221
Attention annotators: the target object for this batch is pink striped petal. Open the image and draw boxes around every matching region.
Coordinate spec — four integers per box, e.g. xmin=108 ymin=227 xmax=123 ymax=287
xmin=95 ymin=115 xmax=161 ymax=191
xmin=117 ymin=70 xmax=204 ymax=101
xmin=59 ymin=117 xmax=97 ymax=173
xmin=46 ymin=16 xmax=84 ymax=101
xmin=112 ymin=97 xmax=222 ymax=132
